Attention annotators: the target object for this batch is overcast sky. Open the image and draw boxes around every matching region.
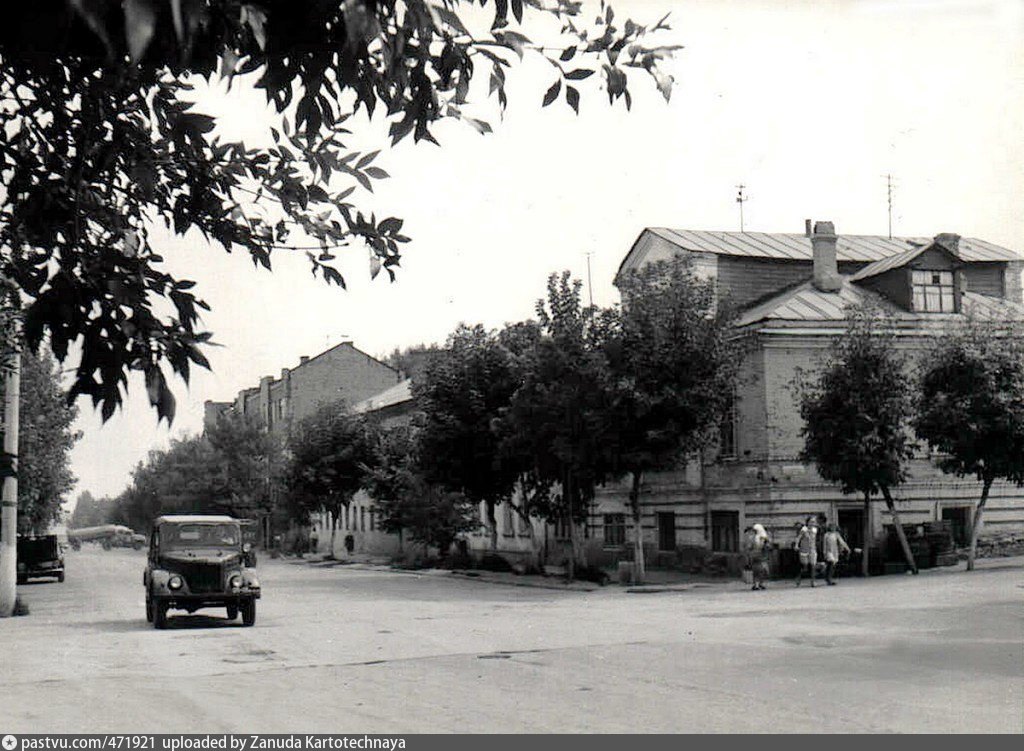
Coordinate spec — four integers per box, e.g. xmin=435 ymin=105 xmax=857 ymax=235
xmin=67 ymin=0 xmax=1024 ymax=502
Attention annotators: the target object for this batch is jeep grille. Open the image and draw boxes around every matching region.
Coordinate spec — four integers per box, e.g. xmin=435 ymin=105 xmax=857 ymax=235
xmin=181 ymin=562 xmax=222 ymax=593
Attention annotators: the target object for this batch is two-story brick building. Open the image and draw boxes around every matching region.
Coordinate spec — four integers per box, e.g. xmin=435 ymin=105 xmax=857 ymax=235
xmin=582 ymin=221 xmax=1024 ymax=572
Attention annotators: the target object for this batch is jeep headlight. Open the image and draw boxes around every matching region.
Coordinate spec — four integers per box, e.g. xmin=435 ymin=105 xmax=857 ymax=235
xmin=248 ymin=576 xmax=260 ymax=589
xmin=229 ymin=574 xmax=243 ymax=589
xmin=167 ymin=575 xmax=183 ymax=590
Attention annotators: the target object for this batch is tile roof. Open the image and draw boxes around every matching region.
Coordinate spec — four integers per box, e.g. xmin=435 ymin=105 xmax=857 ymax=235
xmin=642 ymin=228 xmax=1022 ymax=263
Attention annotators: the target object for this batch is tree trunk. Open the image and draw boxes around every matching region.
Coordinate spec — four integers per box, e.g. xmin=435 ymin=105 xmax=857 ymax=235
xmin=486 ymin=501 xmax=498 ymax=551
xmin=564 ymin=469 xmax=576 ymax=581
xmin=881 ymin=487 xmax=917 ymax=575
xmin=967 ymin=477 xmax=993 ymax=572
xmin=630 ymin=470 xmax=646 ymax=585
xmin=329 ymin=510 xmax=338 ymax=557
xmin=862 ymin=493 xmax=871 ymax=577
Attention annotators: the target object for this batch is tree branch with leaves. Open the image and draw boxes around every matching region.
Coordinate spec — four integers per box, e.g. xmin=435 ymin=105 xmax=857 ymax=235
xmin=1 ymin=1 xmax=679 ymax=422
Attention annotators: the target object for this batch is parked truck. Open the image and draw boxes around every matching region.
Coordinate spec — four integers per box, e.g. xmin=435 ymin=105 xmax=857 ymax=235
xmin=68 ymin=524 xmax=146 ymax=551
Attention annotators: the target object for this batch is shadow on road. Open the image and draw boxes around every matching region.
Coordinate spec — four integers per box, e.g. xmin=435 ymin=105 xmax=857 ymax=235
xmin=85 ymin=615 xmax=246 ymax=633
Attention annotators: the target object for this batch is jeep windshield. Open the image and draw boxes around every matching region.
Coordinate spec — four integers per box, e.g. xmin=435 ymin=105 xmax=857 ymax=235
xmin=160 ymin=523 xmax=239 ymax=549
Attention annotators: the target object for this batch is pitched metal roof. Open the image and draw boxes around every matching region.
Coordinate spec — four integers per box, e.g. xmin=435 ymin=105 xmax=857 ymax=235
xmin=848 ymin=239 xmax=965 ymax=282
xmin=641 ymin=228 xmax=1022 ymax=263
xmin=352 ymin=379 xmax=413 ymax=414
xmin=735 ymin=280 xmax=1024 ymax=328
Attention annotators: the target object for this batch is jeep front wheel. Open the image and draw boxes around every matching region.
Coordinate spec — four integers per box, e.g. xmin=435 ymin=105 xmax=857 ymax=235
xmin=154 ymin=601 xmax=169 ymax=629
xmin=145 ymin=596 xmax=154 ymax=623
xmin=241 ymin=599 xmax=256 ymax=627
xmin=226 ymin=604 xmax=239 ymax=621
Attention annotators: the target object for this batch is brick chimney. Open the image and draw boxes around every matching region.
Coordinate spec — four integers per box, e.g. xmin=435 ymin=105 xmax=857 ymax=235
xmin=933 ymin=232 xmax=961 ymax=256
xmin=811 ymin=220 xmax=842 ymax=292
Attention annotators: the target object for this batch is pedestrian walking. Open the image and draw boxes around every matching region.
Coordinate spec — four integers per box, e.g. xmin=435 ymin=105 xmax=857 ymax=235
xmin=794 ymin=516 xmax=819 ymax=587
xmin=309 ymin=527 xmax=319 ymax=556
xmin=745 ymin=523 xmax=771 ymax=590
xmin=822 ymin=523 xmax=851 ymax=585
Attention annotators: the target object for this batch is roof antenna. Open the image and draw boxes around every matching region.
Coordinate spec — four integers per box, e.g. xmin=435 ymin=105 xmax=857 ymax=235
xmin=884 ymin=173 xmax=896 ymax=239
xmin=736 ymin=184 xmax=748 ymax=232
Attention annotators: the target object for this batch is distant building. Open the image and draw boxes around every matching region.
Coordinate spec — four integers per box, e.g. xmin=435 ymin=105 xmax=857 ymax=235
xmin=203 ymin=341 xmax=402 ymax=435
xmin=583 ymin=222 xmax=1024 ymax=572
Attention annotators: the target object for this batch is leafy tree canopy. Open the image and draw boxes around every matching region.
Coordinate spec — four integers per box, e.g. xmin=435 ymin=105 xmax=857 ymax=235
xmin=799 ymin=305 xmax=916 ymax=497
xmin=414 ymin=323 xmax=525 ymax=515
xmin=1 ymin=351 xmax=82 ymax=533
xmin=505 ymin=271 xmax=613 ymax=525
xmin=608 ymin=257 xmax=743 ymax=474
xmin=107 ymin=412 xmax=282 ymax=529
xmin=365 ymin=423 xmax=478 ymax=554
xmin=0 ymin=1 xmax=678 ymax=422
xmin=915 ymin=325 xmax=1024 ymax=486
xmin=284 ymin=402 xmax=377 ymax=527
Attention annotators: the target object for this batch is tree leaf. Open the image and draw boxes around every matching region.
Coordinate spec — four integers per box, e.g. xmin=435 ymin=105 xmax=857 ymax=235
xmin=565 ymin=69 xmax=594 ymax=81
xmin=566 ymin=86 xmax=580 ymax=114
xmin=356 ymin=150 xmax=380 ymax=169
xmin=542 ymin=79 xmax=561 ymax=107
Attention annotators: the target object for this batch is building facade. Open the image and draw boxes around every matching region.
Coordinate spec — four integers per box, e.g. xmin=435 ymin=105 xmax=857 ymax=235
xmin=585 ymin=222 xmax=1024 ymax=571
xmin=204 ymin=341 xmax=403 ymax=435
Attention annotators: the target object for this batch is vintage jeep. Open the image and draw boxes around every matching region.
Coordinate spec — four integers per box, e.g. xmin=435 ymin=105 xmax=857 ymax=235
xmin=143 ymin=515 xmax=260 ymax=629
xmin=17 ymin=534 xmax=65 ymax=584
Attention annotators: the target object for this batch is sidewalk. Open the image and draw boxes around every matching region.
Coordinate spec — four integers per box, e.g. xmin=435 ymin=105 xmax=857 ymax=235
xmin=285 ymin=550 xmax=1024 ymax=594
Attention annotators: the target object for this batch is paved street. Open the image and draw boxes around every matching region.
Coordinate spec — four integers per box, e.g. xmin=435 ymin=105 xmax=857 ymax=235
xmin=1 ymin=548 xmax=1021 ymax=733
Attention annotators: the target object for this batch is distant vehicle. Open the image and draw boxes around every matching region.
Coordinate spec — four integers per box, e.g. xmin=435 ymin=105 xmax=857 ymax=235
xmin=68 ymin=524 xmax=146 ymax=550
xmin=143 ymin=515 xmax=261 ymax=629
xmin=17 ymin=534 xmax=65 ymax=584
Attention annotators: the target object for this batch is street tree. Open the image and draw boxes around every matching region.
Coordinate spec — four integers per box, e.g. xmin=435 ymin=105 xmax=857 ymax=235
xmin=0 ymin=350 xmax=82 ymax=533
xmin=607 ymin=258 xmax=743 ymax=583
xmin=414 ymin=324 xmax=525 ymax=550
xmin=365 ymin=423 xmax=478 ymax=559
xmin=798 ymin=305 xmax=918 ymax=576
xmin=1 ymin=1 xmax=679 ymax=422
xmin=504 ymin=272 xmax=614 ymax=578
xmin=285 ymin=403 xmax=378 ymax=555
xmin=914 ymin=325 xmax=1024 ymax=570
xmin=205 ymin=412 xmax=285 ymax=520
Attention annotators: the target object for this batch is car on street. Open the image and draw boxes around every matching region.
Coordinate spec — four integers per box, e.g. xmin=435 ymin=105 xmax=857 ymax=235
xmin=17 ymin=534 xmax=65 ymax=584
xmin=143 ymin=514 xmax=261 ymax=629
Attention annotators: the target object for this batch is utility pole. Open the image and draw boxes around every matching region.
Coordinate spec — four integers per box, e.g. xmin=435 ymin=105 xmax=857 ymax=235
xmin=736 ymin=184 xmax=748 ymax=232
xmin=585 ymin=252 xmax=594 ymax=307
xmin=0 ymin=347 xmax=20 ymax=617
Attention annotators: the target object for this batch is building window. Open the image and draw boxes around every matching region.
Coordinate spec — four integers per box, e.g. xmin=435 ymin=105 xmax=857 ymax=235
xmin=360 ymin=507 xmax=366 ymax=532
xmin=369 ymin=509 xmax=375 ymax=532
xmin=719 ymin=390 xmax=737 ymax=459
xmin=912 ymin=270 xmax=955 ymax=312
xmin=657 ymin=512 xmax=676 ymax=552
xmin=711 ymin=510 xmax=739 ymax=553
xmin=604 ymin=514 xmax=626 ymax=546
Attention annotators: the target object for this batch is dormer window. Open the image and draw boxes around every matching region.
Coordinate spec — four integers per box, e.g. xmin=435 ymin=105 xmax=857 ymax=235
xmin=911 ymin=270 xmax=955 ymax=312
